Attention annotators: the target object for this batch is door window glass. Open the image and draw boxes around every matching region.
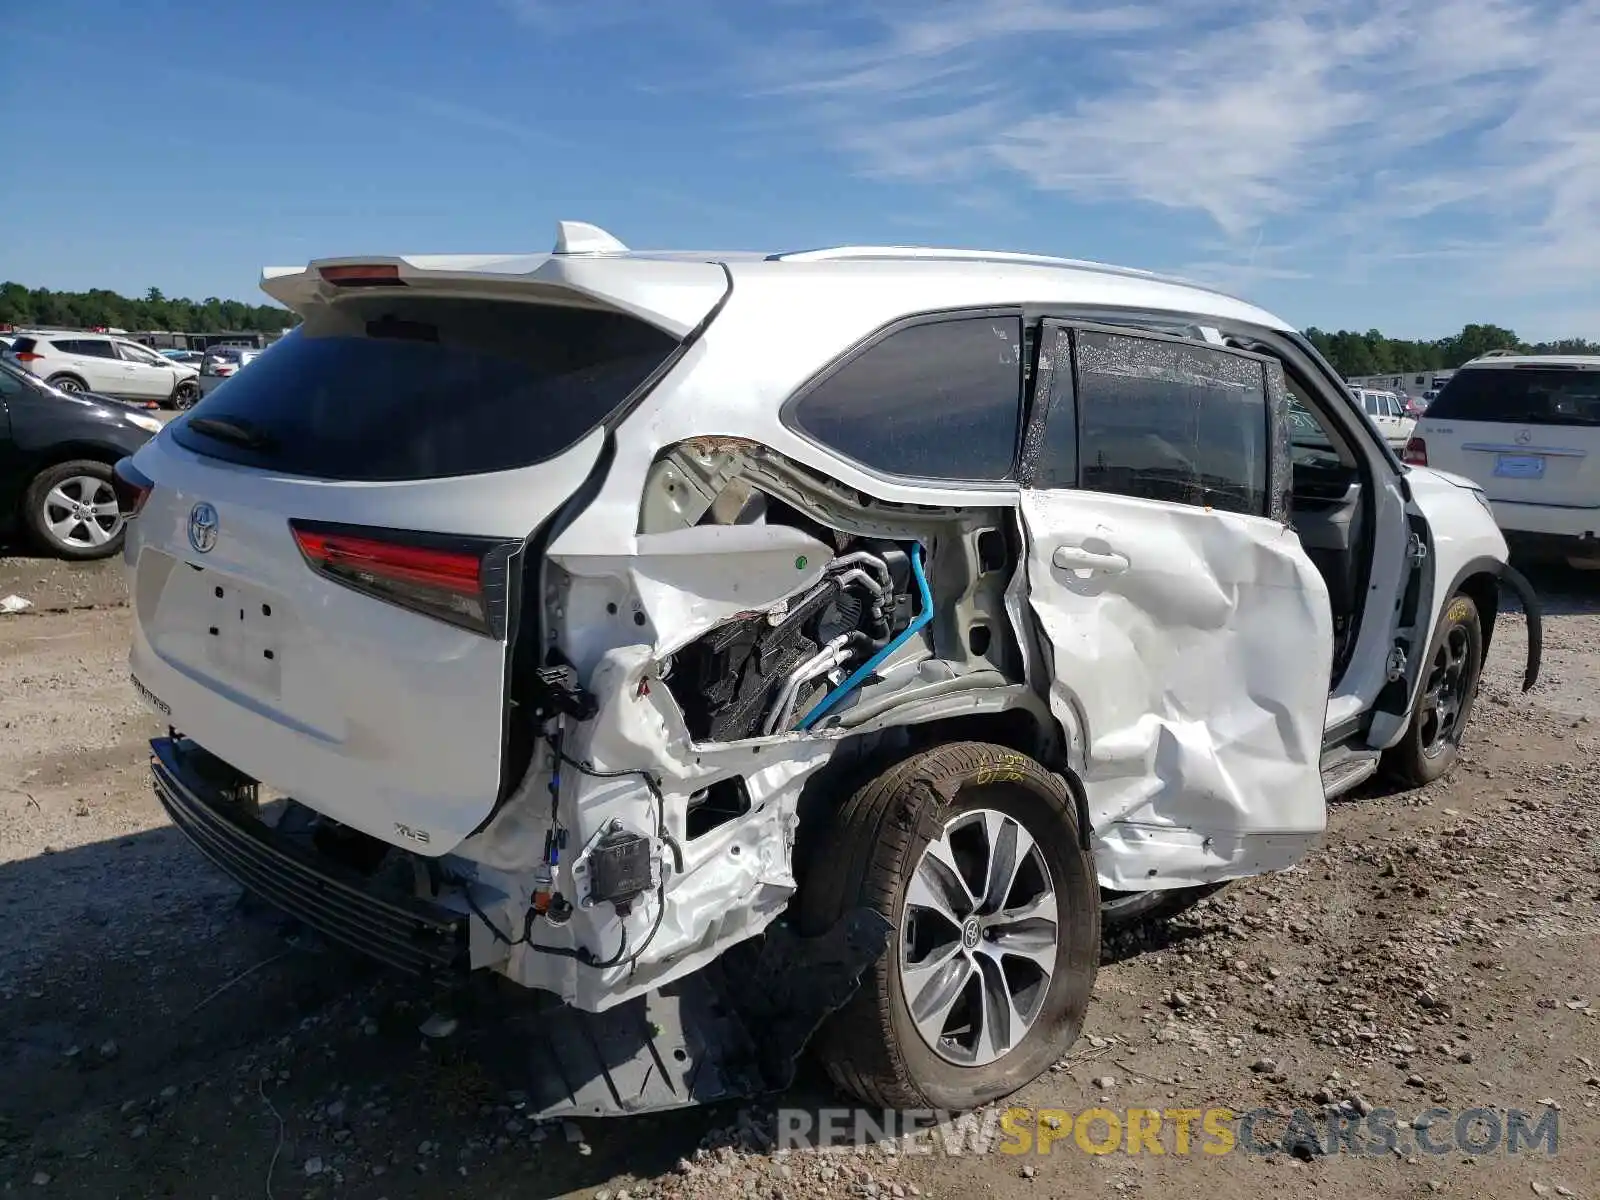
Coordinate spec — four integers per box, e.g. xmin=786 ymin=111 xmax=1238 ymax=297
xmin=1071 ymin=330 xmax=1269 ymax=517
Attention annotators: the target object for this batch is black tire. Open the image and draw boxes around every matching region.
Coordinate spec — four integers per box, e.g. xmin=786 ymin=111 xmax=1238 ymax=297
xmin=171 ymin=379 xmax=201 ymax=410
xmin=23 ymin=460 xmax=126 ymax=561
xmin=1383 ymin=592 xmax=1484 ymax=787
xmin=799 ymin=741 xmax=1100 ymax=1111
xmin=45 ymin=373 xmax=87 ymax=393
xmin=1101 ymin=881 xmax=1231 ymax=932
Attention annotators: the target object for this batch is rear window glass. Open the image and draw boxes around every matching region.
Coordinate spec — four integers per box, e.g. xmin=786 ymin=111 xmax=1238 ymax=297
xmin=1427 ymin=367 xmax=1600 ymax=427
xmin=170 ymin=296 xmax=680 ymax=481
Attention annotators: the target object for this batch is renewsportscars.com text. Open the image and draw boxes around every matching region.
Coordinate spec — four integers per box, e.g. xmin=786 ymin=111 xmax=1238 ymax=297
xmin=775 ymin=1105 xmax=1561 ymax=1158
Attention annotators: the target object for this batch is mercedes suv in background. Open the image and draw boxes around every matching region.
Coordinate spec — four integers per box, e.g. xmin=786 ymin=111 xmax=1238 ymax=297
xmin=1406 ymin=355 xmax=1600 ymax=566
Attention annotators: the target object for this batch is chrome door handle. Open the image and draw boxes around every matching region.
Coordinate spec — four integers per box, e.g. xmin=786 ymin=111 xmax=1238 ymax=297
xmin=1052 ymin=545 xmax=1129 ymax=574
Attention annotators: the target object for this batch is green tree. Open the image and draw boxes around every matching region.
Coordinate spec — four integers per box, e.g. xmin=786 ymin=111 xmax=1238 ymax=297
xmin=0 ymin=280 xmax=294 ymax=334
xmin=1440 ymin=323 xmax=1521 ymax=366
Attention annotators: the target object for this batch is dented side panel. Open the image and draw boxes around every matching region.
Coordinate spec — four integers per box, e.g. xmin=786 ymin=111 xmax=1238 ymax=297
xmin=1020 ymin=489 xmax=1333 ymax=890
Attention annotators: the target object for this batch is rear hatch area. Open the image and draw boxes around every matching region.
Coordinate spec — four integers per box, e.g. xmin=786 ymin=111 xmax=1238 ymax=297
xmin=1420 ymin=364 xmax=1600 ymax=509
xmin=123 ymin=269 xmax=722 ymax=854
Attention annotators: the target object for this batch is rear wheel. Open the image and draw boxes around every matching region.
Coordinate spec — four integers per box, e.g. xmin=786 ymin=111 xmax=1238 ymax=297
xmin=799 ymin=742 xmax=1099 ymax=1111
xmin=45 ymin=374 xmax=86 ymax=393
xmin=1383 ymin=592 xmax=1484 ymax=787
xmin=24 ymin=460 xmax=125 ymax=560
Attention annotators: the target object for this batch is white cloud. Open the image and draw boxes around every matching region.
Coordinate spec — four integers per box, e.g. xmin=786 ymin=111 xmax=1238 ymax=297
xmin=492 ymin=0 xmax=1599 ymax=332
xmin=710 ymin=0 xmax=1599 ymax=328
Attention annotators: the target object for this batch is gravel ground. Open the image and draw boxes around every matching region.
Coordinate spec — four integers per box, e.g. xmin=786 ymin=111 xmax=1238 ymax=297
xmin=1 ymin=553 xmax=1596 ymax=1199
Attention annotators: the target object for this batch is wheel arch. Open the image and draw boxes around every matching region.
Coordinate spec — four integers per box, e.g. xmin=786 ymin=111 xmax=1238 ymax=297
xmin=1454 ymin=563 xmax=1502 ymax=655
xmin=792 ymin=702 xmax=1092 ymax=890
xmin=8 ymin=443 xmax=125 ymax=523
xmin=1390 ymin=554 xmax=1504 ymax=737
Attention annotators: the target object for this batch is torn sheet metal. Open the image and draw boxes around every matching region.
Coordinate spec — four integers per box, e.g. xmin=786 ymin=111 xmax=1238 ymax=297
xmin=1020 ymin=488 xmax=1333 ymax=891
xmin=454 ymin=640 xmax=840 ymax=1012
xmin=549 ymin=523 xmax=833 ymax=675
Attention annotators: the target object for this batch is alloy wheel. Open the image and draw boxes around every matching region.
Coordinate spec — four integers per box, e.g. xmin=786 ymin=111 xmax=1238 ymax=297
xmin=899 ymin=808 xmax=1058 ymax=1067
xmin=42 ymin=475 xmax=122 ymax=551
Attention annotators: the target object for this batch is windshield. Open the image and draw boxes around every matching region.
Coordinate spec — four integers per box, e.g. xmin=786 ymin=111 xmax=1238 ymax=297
xmin=1426 ymin=367 xmax=1600 ymax=427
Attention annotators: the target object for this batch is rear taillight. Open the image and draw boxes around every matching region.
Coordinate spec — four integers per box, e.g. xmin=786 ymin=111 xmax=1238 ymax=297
xmin=289 ymin=521 xmax=518 ymax=637
xmin=112 ymin=458 xmax=154 ymax=518
xmin=319 ymin=263 xmax=405 ymax=287
xmin=14 ymin=351 xmax=43 ymax=362
xmin=1403 ymin=437 xmax=1428 ymax=466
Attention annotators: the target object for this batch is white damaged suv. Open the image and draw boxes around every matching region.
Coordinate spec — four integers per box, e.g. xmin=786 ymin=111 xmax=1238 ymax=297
xmin=116 ymin=225 xmax=1540 ymax=1116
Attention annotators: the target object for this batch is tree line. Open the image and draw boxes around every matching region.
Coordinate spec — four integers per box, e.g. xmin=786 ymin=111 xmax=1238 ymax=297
xmin=3 ymin=282 xmax=1594 ymax=378
xmin=1303 ymin=323 xmax=1599 ymax=378
xmin=0 ymin=283 xmax=295 ymax=336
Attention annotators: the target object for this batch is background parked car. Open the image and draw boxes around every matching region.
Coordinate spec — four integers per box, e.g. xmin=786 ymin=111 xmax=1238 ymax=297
xmin=196 ymin=345 xmax=262 ymax=399
xmin=0 ymin=359 xmax=161 ymax=559
xmin=1405 ymin=354 xmax=1600 ymax=567
xmin=5 ymin=332 xmax=200 ymax=409
xmin=160 ymin=349 xmax=206 ymax=366
xmin=1352 ymin=386 xmax=1416 ymax=449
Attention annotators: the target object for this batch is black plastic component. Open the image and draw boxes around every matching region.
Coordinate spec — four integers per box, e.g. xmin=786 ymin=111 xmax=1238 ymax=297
xmin=149 ymin=737 xmax=467 ymax=978
xmin=815 ymin=587 xmax=866 ymax=646
xmin=663 ymin=540 xmax=918 ymax=742
xmin=589 ymin=829 xmax=654 ymax=907
xmin=528 ymin=664 xmax=598 ymax=722
xmin=483 ymin=906 xmax=894 ymax=1119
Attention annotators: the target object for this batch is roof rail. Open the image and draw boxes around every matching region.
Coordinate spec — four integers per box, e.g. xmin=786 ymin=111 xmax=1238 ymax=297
xmin=553 ymin=221 xmax=629 ymax=255
xmin=767 ymin=244 xmax=1218 ymax=291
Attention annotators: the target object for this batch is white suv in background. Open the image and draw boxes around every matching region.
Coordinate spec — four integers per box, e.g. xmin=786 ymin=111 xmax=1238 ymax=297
xmin=1406 ymin=355 xmax=1600 ymax=566
xmin=117 ymin=224 xmax=1539 ymax=1120
xmin=1352 ymin=387 xmax=1415 ymax=450
xmin=6 ymin=332 xmax=201 ymax=408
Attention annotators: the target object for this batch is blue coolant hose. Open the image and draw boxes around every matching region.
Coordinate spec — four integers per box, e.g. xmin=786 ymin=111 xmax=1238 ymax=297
xmin=796 ymin=541 xmax=933 ymax=731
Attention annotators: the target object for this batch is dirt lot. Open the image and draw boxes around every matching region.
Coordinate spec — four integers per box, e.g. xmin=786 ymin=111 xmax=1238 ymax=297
xmin=2 ymin=553 xmax=1597 ymax=1199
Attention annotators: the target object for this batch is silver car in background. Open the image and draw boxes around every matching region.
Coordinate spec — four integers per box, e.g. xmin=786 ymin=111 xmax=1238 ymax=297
xmin=196 ymin=346 xmax=262 ymax=402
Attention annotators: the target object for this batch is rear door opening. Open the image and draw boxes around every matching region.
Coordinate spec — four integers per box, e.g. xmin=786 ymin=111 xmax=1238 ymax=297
xmin=127 ymin=290 xmax=696 ymax=855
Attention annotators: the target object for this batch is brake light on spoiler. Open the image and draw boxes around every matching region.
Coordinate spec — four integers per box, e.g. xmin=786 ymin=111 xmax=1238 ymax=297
xmin=319 ymin=263 xmax=405 ymax=288
xmin=289 ymin=521 xmax=520 ymax=638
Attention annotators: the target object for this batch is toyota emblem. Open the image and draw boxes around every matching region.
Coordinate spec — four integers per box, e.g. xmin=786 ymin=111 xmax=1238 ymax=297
xmin=188 ymin=502 xmax=219 ymax=554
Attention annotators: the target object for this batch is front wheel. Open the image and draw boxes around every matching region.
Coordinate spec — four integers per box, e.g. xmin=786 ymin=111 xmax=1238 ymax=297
xmin=799 ymin=742 xmax=1100 ymax=1111
xmin=171 ymin=379 xmax=201 ymax=409
xmin=1383 ymin=592 xmax=1484 ymax=787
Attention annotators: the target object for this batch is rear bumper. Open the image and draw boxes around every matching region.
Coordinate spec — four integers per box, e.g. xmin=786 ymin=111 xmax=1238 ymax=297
xmin=1489 ymin=499 xmax=1600 ymax=541
xmin=150 ymin=736 xmax=467 ymax=977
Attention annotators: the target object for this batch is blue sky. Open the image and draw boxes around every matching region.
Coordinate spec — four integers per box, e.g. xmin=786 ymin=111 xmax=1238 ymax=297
xmin=3 ymin=0 xmax=1596 ymax=339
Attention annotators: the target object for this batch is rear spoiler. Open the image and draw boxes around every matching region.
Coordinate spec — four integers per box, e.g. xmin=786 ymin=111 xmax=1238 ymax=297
xmin=261 ymin=225 xmax=731 ymax=340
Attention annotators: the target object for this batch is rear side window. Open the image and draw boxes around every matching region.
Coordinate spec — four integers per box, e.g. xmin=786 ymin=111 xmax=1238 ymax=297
xmin=1426 ymin=367 xmax=1600 ymax=427
xmin=8 ymin=337 xmax=36 ymax=354
xmin=785 ymin=315 xmax=1023 ymax=481
xmin=170 ymin=296 xmax=681 ymax=481
xmin=60 ymin=339 xmax=117 ymax=359
xmin=1073 ymin=330 xmax=1270 ymax=517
